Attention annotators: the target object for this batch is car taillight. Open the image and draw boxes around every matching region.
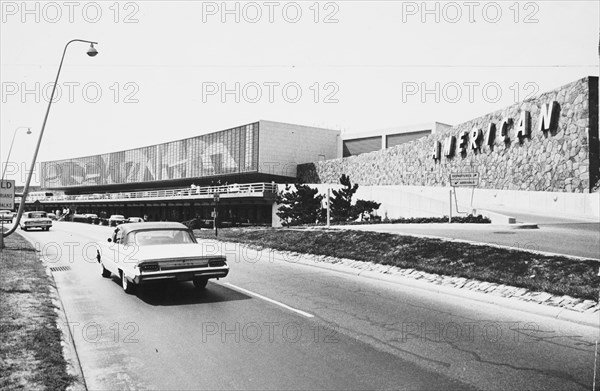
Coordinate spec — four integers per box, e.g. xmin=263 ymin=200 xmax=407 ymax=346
xmin=209 ymin=259 xmax=226 ymax=267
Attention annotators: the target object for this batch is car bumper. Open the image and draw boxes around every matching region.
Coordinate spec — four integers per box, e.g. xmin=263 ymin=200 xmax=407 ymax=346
xmin=24 ymin=222 xmax=52 ymax=228
xmin=134 ymin=266 xmax=229 ymax=284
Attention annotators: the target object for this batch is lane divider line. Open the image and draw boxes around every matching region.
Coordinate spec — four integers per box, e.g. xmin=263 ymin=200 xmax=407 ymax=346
xmin=223 ymin=282 xmax=314 ymax=318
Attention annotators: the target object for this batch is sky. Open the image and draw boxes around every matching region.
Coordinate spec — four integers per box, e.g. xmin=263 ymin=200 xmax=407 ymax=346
xmin=1 ymin=0 xmax=598 ymax=185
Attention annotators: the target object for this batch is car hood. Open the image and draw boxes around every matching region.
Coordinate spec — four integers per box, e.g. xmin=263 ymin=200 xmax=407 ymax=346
xmin=133 ymin=243 xmax=224 ymax=261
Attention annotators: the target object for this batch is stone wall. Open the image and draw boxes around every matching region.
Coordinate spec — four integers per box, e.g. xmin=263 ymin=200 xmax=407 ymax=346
xmin=299 ymin=77 xmax=599 ymax=193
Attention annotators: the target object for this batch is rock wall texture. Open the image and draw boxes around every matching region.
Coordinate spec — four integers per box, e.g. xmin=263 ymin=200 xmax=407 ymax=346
xmin=299 ymin=77 xmax=599 ymax=193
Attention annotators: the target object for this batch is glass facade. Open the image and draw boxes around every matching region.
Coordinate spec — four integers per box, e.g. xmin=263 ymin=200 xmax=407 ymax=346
xmin=41 ymin=123 xmax=260 ymax=188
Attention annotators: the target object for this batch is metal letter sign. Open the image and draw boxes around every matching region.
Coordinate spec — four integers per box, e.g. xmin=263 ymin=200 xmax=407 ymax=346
xmin=0 ymin=180 xmax=15 ymax=210
xmin=449 ymin=172 xmax=479 ymax=187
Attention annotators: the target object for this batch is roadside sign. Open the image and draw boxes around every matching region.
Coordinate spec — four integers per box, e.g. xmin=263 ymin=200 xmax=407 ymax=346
xmin=449 ymin=172 xmax=479 ymax=187
xmin=0 ymin=180 xmax=15 ymax=210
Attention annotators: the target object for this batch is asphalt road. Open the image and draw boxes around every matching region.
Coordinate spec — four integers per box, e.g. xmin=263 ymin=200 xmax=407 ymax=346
xmin=334 ymin=219 xmax=600 ymax=260
xmin=17 ymin=222 xmax=599 ymax=390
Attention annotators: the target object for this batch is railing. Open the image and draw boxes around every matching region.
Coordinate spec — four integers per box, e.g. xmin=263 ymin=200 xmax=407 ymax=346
xmin=24 ymin=182 xmax=278 ymax=203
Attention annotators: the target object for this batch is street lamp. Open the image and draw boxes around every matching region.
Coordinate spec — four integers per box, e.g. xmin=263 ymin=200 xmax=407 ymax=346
xmin=2 ymin=39 xmax=98 ymax=241
xmin=1 ymin=126 xmax=31 ymax=181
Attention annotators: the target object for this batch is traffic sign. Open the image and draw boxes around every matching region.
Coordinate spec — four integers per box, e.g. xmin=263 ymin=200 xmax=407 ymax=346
xmin=0 ymin=180 xmax=15 ymax=210
xmin=449 ymin=172 xmax=479 ymax=187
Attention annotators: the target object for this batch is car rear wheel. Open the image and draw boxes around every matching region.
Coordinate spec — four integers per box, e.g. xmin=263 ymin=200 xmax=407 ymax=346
xmin=101 ymin=263 xmax=111 ymax=278
xmin=193 ymin=277 xmax=208 ymax=289
xmin=120 ymin=270 xmax=136 ymax=294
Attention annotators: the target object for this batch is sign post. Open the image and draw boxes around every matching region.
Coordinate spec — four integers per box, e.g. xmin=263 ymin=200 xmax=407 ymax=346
xmin=0 ymin=180 xmax=15 ymax=249
xmin=448 ymin=172 xmax=479 ymax=223
xmin=213 ymin=193 xmax=220 ymax=237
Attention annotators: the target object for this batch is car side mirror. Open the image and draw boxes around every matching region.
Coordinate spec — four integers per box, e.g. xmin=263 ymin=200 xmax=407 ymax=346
xmin=107 ymin=238 xmax=112 ymax=243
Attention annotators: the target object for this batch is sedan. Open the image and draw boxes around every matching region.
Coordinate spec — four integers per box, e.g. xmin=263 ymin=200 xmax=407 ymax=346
xmin=98 ymin=222 xmax=229 ymax=293
xmin=126 ymin=217 xmax=144 ymax=223
xmin=108 ymin=214 xmax=126 ymax=227
xmin=0 ymin=210 xmax=13 ymax=223
xmin=20 ymin=211 xmax=52 ymax=231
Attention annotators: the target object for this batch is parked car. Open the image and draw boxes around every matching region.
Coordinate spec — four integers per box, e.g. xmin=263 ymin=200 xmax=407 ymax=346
xmin=126 ymin=217 xmax=144 ymax=223
xmin=19 ymin=211 xmax=52 ymax=231
xmin=0 ymin=210 xmax=13 ymax=223
xmin=108 ymin=214 xmax=127 ymax=227
xmin=98 ymin=222 xmax=229 ymax=293
xmin=85 ymin=214 xmax=99 ymax=224
xmin=72 ymin=214 xmax=90 ymax=223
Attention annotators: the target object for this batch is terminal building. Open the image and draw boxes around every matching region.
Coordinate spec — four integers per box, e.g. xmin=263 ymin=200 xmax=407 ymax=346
xmin=342 ymin=122 xmax=452 ymax=157
xmin=36 ymin=120 xmax=340 ymax=224
xmin=26 ymin=76 xmax=600 ymax=225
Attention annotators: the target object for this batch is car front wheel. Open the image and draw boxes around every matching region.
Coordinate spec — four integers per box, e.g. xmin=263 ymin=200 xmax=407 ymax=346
xmin=193 ymin=277 xmax=208 ymax=289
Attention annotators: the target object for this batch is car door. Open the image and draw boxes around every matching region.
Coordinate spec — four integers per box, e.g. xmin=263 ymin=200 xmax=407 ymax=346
xmin=104 ymin=228 xmax=123 ymax=275
xmin=119 ymin=231 xmax=140 ymax=278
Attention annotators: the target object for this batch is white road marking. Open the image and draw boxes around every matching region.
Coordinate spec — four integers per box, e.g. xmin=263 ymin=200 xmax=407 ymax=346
xmin=223 ymin=282 xmax=314 ymax=318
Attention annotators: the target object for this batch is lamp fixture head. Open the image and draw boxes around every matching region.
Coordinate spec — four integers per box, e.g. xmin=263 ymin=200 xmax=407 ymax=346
xmin=87 ymin=43 xmax=98 ymax=57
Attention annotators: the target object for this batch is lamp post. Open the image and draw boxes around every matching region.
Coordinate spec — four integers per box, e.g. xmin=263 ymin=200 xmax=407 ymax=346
xmin=2 ymin=39 xmax=98 ymax=242
xmin=1 ymin=127 xmax=31 ymax=181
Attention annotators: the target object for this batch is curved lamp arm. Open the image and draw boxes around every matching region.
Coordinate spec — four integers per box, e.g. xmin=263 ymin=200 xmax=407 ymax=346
xmin=1 ymin=126 xmax=31 ymax=181
xmin=3 ymin=39 xmax=98 ymax=238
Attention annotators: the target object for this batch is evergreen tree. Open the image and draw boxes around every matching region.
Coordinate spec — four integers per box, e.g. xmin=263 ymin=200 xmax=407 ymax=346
xmin=276 ymin=184 xmax=324 ymax=226
xmin=329 ymin=174 xmax=358 ymax=222
xmin=352 ymin=199 xmax=381 ymax=221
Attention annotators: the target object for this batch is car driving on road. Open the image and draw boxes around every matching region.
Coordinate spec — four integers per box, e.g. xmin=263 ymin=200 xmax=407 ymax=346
xmin=19 ymin=211 xmax=52 ymax=231
xmin=98 ymin=222 xmax=229 ymax=293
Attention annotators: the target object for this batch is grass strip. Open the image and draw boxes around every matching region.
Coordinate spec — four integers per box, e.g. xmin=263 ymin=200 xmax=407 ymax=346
xmin=196 ymin=228 xmax=600 ymax=301
xmin=0 ymin=232 xmax=75 ymax=391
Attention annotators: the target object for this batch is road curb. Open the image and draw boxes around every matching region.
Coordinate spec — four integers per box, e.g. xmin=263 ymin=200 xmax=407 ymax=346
xmin=21 ymin=233 xmax=88 ymax=391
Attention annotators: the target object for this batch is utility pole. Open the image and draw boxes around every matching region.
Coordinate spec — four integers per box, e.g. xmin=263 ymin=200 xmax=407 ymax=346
xmin=326 ymin=187 xmax=331 ymax=228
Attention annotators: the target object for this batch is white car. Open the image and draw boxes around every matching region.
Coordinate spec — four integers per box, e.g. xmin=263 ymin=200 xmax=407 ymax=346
xmin=126 ymin=217 xmax=144 ymax=223
xmin=98 ymin=222 xmax=229 ymax=294
xmin=0 ymin=210 xmax=13 ymax=223
xmin=108 ymin=214 xmax=126 ymax=227
xmin=19 ymin=211 xmax=52 ymax=231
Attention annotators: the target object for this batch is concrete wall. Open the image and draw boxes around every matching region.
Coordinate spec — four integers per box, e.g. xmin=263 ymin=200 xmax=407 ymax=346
xmin=258 ymin=120 xmax=341 ymax=178
xmin=271 ymin=183 xmax=600 ymax=227
xmin=299 ymin=77 xmax=599 ymax=193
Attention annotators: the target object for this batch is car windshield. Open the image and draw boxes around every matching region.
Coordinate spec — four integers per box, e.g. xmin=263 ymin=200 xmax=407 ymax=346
xmin=27 ymin=212 xmax=47 ymax=218
xmin=131 ymin=229 xmax=196 ymax=246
